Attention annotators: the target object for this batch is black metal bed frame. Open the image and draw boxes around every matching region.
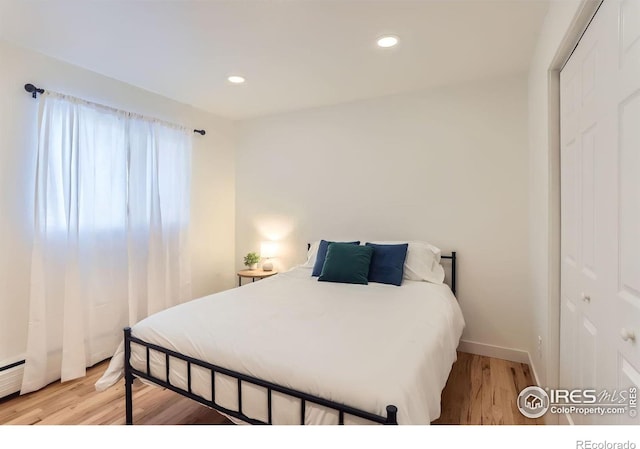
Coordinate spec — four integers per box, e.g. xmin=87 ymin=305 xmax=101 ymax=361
xmin=441 ymin=252 xmax=457 ymax=295
xmin=123 ymin=250 xmax=457 ymax=425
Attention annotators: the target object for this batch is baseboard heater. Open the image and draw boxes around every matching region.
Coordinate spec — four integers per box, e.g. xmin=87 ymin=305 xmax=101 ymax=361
xmin=0 ymin=359 xmax=25 ymax=399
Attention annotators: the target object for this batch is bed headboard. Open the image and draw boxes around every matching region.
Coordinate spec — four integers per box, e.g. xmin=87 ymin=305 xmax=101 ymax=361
xmin=306 ymin=243 xmax=457 ymax=295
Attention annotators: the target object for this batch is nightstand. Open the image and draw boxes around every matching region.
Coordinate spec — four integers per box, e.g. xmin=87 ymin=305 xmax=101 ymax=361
xmin=237 ymin=269 xmax=278 ymax=286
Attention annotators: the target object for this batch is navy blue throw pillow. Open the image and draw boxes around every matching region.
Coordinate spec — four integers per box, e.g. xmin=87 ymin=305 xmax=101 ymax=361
xmin=365 ymin=243 xmax=409 ymax=286
xmin=312 ymin=239 xmax=360 ymax=276
xmin=318 ymin=243 xmax=374 ymax=285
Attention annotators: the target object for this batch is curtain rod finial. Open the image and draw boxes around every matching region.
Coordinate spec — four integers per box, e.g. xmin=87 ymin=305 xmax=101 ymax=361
xmin=193 ymin=129 xmax=206 ymax=136
xmin=24 ymin=83 xmax=44 ymax=99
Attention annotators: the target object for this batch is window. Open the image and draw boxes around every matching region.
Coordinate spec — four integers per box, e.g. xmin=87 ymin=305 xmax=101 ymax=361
xmin=37 ymin=95 xmax=191 ymax=234
xmin=22 ymin=92 xmax=193 ymax=394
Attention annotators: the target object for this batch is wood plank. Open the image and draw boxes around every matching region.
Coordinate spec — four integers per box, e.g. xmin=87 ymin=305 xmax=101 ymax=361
xmin=466 ymin=353 xmax=483 ymax=424
xmin=480 ymin=354 xmax=494 ymax=424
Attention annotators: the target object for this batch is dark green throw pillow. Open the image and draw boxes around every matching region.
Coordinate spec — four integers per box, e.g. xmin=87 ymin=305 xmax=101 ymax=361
xmin=318 ymin=243 xmax=374 ymax=285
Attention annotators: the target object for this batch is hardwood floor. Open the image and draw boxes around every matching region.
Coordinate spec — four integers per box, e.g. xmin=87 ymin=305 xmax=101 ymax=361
xmin=0 ymin=352 xmax=541 ymax=425
xmin=0 ymin=362 xmax=231 ymax=425
xmin=432 ymin=352 xmax=542 ymax=425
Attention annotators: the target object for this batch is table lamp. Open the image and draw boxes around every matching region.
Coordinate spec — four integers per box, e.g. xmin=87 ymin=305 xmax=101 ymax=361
xmin=260 ymin=241 xmax=278 ymax=271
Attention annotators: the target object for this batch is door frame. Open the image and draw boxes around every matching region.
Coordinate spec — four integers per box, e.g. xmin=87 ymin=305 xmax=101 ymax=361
xmin=547 ymin=0 xmax=603 ymax=425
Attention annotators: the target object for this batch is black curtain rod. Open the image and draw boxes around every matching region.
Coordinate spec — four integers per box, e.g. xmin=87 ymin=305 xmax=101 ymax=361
xmin=24 ymin=83 xmax=206 ymax=136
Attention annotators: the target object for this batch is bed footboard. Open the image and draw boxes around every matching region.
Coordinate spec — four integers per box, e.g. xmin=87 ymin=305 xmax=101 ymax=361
xmin=123 ymin=327 xmax=398 ymax=425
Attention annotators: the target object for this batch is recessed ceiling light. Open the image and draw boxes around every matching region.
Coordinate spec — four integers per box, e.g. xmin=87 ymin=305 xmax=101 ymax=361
xmin=377 ymin=35 xmax=399 ymax=48
xmin=228 ymin=75 xmax=246 ymax=84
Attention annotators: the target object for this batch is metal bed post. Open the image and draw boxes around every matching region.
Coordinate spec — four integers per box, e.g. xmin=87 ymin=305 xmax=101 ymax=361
xmin=451 ymin=251 xmax=457 ymax=295
xmin=124 ymin=327 xmax=134 ymax=425
xmin=385 ymin=405 xmax=398 ymax=425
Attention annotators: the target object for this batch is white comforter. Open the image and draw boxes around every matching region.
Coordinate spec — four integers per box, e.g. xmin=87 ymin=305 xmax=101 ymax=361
xmin=96 ymin=267 xmax=465 ymax=424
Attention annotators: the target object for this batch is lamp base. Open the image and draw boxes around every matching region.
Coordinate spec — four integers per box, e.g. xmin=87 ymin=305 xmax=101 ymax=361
xmin=262 ymin=260 xmax=274 ymax=271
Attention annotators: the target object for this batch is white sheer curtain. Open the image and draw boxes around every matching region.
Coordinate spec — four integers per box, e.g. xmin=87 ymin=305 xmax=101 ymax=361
xmin=21 ymin=93 xmax=191 ymax=394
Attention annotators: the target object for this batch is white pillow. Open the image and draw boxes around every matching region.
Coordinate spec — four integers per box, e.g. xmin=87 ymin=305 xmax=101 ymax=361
xmin=369 ymin=241 xmax=445 ymax=284
xmin=301 ymin=241 xmax=320 ymax=268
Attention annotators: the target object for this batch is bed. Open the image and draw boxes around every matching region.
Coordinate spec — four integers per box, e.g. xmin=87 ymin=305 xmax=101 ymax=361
xmin=96 ymin=249 xmax=464 ymax=425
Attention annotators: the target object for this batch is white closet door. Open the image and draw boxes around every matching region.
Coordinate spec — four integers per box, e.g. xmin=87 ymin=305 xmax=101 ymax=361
xmin=561 ymin=0 xmax=640 ymax=425
xmin=560 ymin=2 xmax=610 ymax=424
xmin=611 ymin=0 xmax=640 ymax=425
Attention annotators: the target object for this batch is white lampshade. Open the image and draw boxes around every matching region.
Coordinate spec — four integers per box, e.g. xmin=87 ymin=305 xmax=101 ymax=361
xmin=260 ymin=241 xmax=278 ymax=259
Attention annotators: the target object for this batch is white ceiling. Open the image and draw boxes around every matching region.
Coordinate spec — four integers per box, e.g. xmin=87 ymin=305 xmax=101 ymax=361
xmin=0 ymin=0 xmax=549 ymax=119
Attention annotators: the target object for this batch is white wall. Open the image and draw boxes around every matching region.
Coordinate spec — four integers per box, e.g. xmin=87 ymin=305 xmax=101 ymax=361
xmin=0 ymin=40 xmax=236 ymax=367
xmin=236 ymin=74 xmax=532 ymax=353
xmin=527 ymin=0 xmax=591 ymax=396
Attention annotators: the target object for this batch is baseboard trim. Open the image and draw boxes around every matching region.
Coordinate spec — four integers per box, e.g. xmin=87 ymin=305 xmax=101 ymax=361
xmin=458 ymin=340 xmax=530 ymax=364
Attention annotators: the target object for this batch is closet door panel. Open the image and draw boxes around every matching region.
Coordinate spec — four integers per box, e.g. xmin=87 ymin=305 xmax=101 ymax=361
xmin=562 ymin=0 xmax=640 ymax=424
xmin=612 ymin=0 xmax=640 ymax=423
xmin=560 ymin=1 xmax=610 ymax=424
